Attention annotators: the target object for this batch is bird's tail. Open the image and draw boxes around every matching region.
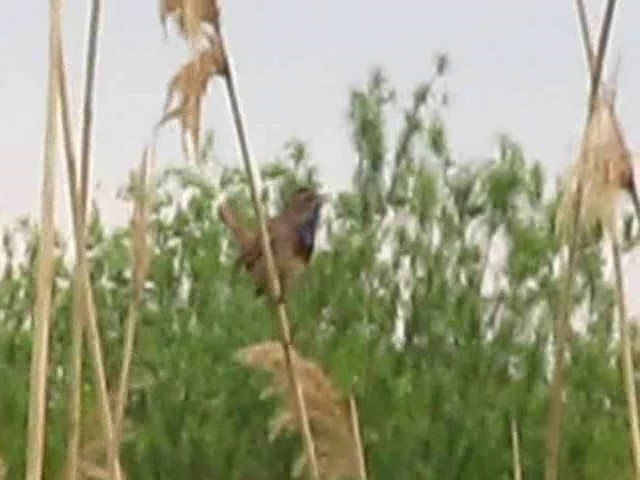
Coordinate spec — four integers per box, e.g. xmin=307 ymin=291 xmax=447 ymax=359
xmin=218 ymin=202 xmax=254 ymax=252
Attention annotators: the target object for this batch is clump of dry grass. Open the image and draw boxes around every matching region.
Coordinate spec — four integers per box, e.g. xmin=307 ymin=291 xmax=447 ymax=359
xmin=236 ymin=341 xmax=365 ymax=479
xmin=556 ymin=87 xmax=636 ymax=239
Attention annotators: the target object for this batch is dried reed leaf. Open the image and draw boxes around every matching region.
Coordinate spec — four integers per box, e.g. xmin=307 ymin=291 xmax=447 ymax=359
xmin=159 ymin=0 xmax=220 ymax=39
xmin=556 ymin=88 xmax=635 ymax=239
xmin=236 ymin=341 xmax=362 ymax=480
xmin=157 ymin=45 xmax=226 ymax=161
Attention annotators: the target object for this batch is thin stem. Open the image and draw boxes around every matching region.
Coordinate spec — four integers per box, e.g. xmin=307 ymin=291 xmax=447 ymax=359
xmin=511 ymin=417 xmax=523 ymax=480
xmin=214 ymin=21 xmax=321 ymax=480
xmin=24 ymin=0 xmax=61 ymax=478
xmin=611 ymin=236 xmax=640 ymax=478
xmin=79 ymin=0 xmax=101 ymax=223
xmin=74 ymin=0 xmax=123 ymax=477
xmin=65 ymin=268 xmax=84 ymax=480
xmin=544 ymin=226 xmax=579 ymax=480
xmin=349 ymin=395 xmax=368 ymax=480
xmin=113 ymin=153 xmax=151 ymax=451
xmin=575 ymin=0 xmax=594 ymax=73
xmin=588 ymin=0 xmax=617 ymax=116
xmin=55 ymin=26 xmax=84 ymax=480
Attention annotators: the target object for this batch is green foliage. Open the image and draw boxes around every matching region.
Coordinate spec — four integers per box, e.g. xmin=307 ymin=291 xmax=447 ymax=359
xmin=0 ymin=60 xmax=633 ymax=478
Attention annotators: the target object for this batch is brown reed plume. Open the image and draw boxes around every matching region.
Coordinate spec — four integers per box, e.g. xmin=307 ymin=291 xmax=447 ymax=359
xmin=157 ymin=1 xmax=324 ymax=477
xmin=236 ymin=341 xmax=367 ymax=479
xmin=24 ymin=0 xmax=61 ymax=477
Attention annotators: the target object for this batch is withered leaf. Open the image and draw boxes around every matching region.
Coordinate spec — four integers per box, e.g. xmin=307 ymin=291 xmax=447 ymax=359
xmin=159 ymin=0 xmax=220 ymax=39
xmin=157 ymin=44 xmax=227 ymax=161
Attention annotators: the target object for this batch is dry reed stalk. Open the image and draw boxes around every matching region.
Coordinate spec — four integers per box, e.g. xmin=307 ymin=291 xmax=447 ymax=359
xmin=586 ymin=0 xmax=618 ymax=116
xmin=62 ymin=0 xmax=124 ymax=477
xmin=612 ymin=236 xmax=640 ymax=476
xmin=24 ymin=0 xmax=61 ymax=478
xmin=545 ymin=2 xmax=618 ymax=479
xmin=64 ymin=269 xmax=85 ymax=480
xmin=55 ymin=23 xmax=85 ymax=480
xmin=511 ymin=417 xmax=523 ymax=480
xmin=214 ymin=21 xmax=321 ymax=478
xmin=237 ymin=342 xmax=364 ymax=479
xmin=575 ymin=0 xmax=594 ymax=74
xmin=113 ymin=149 xmax=154 ymax=452
xmin=348 ymin=395 xmax=368 ymax=480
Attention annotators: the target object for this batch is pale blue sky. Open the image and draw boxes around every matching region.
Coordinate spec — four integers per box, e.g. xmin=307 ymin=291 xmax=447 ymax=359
xmin=1 ymin=1 xmax=640 ymax=313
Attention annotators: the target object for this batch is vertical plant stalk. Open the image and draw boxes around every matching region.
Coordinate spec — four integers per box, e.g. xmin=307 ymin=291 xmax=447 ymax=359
xmin=213 ymin=21 xmax=321 ymax=480
xmin=545 ymin=2 xmax=617 ymax=479
xmin=24 ymin=0 xmax=61 ymax=478
xmin=611 ymin=237 xmax=640 ymax=477
xmin=56 ymin=28 xmax=84 ymax=480
xmin=511 ymin=417 xmax=523 ymax=480
xmin=545 ymin=221 xmax=579 ymax=480
xmin=348 ymin=395 xmax=368 ymax=480
xmin=575 ymin=0 xmax=594 ymax=73
xmin=71 ymin=0 xmax=124 ymax=478
xmin=113 ymin=151 xmax=152 ymax=450
xmin=586 ymin=0 xmax=617 ymax=116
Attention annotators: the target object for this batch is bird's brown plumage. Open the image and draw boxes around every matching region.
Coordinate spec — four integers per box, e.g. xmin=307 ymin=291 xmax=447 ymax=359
xmin=218 ymin=187 xmax=327 ymax=301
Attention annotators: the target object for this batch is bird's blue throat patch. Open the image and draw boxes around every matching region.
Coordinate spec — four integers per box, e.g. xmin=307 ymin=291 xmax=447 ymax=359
xmin=297 ymin=204 xmax=321 ymax=254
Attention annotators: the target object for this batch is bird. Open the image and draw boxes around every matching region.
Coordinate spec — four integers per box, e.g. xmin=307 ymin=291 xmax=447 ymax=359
xmin=218 ymin=186 xmax=328 ymax=303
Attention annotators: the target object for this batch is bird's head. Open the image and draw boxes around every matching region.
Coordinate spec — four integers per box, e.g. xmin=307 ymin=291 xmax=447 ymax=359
xmin=284 ymin=186 xmax=328 ymax=220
